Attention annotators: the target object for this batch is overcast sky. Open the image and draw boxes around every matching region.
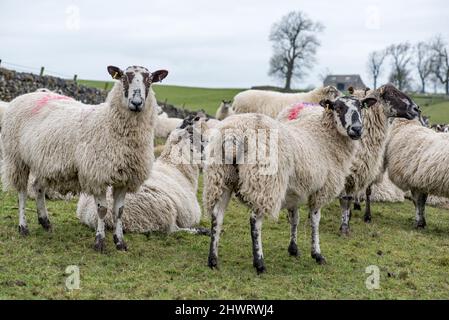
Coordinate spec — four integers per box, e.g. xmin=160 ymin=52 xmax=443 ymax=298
xmin=0 ymin=0 xmax=448 ymax=89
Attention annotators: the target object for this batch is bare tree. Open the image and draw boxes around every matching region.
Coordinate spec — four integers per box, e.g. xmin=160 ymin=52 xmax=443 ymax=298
xmin=431 ymin=35 xmax=449 ymax=95
xmin=415 ymin=41 xmax=433 ymax=93
xmin=366 ymin=50 xmax=387 ymax=89
xmin=387 ymin=42 xmax=413 ymax=91
xmin=268 ymin=11 xmax=324 ymax=90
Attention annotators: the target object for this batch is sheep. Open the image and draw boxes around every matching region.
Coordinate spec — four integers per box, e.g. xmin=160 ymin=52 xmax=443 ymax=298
xmin=336 ymin=85 xmax=421 ymax=234
xmin=1 ymin=65 xmax=168 ymax=252
xmin=355 ymin=171 xmax=405 ymax=203
xmin=385 ymin=117 xmax=449 ymax=228
xmin=215 ymin=100 xmax=233 ymax=120
xmin=155 ymin=115 xmax=182 ymax=138
xmin=231 ymin=86 xmax=341 ymax=119
xmin=77 ymin=114 xmax=210 ymax=235
xmin=203 ymin=95 xmax=377 ymax=273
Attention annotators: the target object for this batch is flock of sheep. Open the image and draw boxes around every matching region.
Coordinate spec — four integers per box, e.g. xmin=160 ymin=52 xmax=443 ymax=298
xmin=0 ymin=64 xmax=448 ymax=275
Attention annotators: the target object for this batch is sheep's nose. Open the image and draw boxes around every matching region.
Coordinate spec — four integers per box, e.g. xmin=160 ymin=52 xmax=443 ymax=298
xmin=131 ymin=99 xmax=143 ymax=108
xmin=412 ymin=105 xmax=420 ymax=114
xmin=352 ymin=126 xmax=362 ymax=136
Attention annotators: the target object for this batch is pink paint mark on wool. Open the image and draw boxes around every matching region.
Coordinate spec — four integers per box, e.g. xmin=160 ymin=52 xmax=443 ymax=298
xmin=32 ymin=94 xmax=73 ymax=115
xmin=287 ymin=102 xmax=319 ymax=120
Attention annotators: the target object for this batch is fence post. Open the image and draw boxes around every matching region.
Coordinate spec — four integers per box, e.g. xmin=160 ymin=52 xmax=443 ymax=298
xmin=39 ymin=66 xmax=45 ymax=76
xmin=0 ymin=59 xmax=2 ymax=67
xmin=104 ymin=82 xmax=109 ymax=90
xmin=73 ymin=74 xmax=78 ymax=83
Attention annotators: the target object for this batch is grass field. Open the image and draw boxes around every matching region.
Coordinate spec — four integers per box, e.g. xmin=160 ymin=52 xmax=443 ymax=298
xmin=3 ymin=82 xmax=448 ymax=299
xmin=78 ymin=80 xmax=244 ymax=116
xmin=2 ymin=179 xmax=449 ymax=299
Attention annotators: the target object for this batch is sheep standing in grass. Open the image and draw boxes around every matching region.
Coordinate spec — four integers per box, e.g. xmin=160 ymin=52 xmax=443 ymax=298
xmin=203 ymin=95 xmax=376 ymax=273
xmin=77 ymin=115 xmax=210 ymax=234
xmin=385 ymin=118 xmax=449 ymax=228
xmin=231 ymin=86 xmax=340 ymax=119
xmin=215 ymin=100 xmax=233 ymax=120
xmin=1 ymin=65 xmax=168 ymax=252
xmin=336 ymin=85 xmax=421 ymax=234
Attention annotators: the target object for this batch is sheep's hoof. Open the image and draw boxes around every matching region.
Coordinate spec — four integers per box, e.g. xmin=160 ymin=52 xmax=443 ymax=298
xmin=38 ymin=216 xmax=53 ymax=232
xmin=339 ymin=224 xmax=350 ymax=236
xmin=288 ymin=241 xmax=300 ymax=257
xmin=353 ymin=203 xmax=362 ymax=211
xmin=18 ymin=225 xmax=30 ymax=236
xmin=93 ymin=235 xmax=106 ymax=253
xmin=415 ymin=219 xmax=427 ymax=229
xmin=253 ymin=259 xmax=266 ymax=274
xmin=311 ymin=252 xmax=327 ymax=265
xmin=208 ymin=255 xmax=218 ymax=269
xmin=113 ymin=235 xmax=128 ymax=251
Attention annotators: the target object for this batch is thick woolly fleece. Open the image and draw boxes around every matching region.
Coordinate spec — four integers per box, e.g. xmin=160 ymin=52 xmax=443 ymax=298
xmin=1 ymin=81 xmax=156 ymax=196
xmin=204 ymin=108 xmax=358 ymax=218
xmin=77 ymin=128 xmax=202 ymax=233
xmin=386 ymin=118 xmax=449 ymax=199
xmin=231 ymin=86 xmax=341 ymax=119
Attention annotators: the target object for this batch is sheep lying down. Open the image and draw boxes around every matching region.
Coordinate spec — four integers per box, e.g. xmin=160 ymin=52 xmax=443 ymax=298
xmin=77 ymin=118 xmax=209 ymax=235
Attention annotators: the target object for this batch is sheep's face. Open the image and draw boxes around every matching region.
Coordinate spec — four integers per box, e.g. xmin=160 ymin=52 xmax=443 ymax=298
xmin=378 ymin=84 xmax=420 ymax=120
xmin=107 ymin=65 xmax=168 ymax=112
xmin=320 ymin=96 xmax=377 ymax=140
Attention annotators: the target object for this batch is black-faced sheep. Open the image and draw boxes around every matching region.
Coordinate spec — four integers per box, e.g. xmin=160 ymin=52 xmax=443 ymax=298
xmin=203 ymin=95 xmax=377 ymax=273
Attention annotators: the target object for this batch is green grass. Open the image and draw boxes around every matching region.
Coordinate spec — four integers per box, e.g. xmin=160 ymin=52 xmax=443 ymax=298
xmin=78 ymin=80 xmax=244 ymax=116
xmin=2 ymin=177 xmax=449 ymax=299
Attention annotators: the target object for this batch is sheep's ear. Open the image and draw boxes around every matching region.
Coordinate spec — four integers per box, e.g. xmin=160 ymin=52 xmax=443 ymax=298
xmin=151 ymin=70 xmax=169 ymax=83
xmin=107 ymin=66 xmax=123 ymax=79
xmin=361 ymin=97 xmax=377 ymax=109
xmin=320 ymin=99 xmax=334 ymax=110
xmin=348 ymin=86 xmax=354 ymax=94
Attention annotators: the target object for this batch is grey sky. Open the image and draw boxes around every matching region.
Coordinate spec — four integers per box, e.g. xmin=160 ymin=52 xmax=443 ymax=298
xmin=0 ymin=0 xmax=448 ymax=89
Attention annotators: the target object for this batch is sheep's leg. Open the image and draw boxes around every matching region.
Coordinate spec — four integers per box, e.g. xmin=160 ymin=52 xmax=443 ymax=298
xmin=310 ymin=208 xmax=326 ymax=264
xmin=353 ymin=196 xmax=362 ymax=211
xmin=93 ymin=192 xmax=107 ymax=253
xmin=412 ymin=190 xmax=428 ymax=229
xmin=172 ymin=226 xmax=211 ymax=236
xmin=208 ymin=189 xmax=231 ymax=270
xmin=250 ymin=211 xmax=266 ymax=274
xmin=364 ymin=185 xmax=372 ymax=223
xmin=112 ymin=187 xmax=127 ymax=251
xmin=339 ymin=196 xmax=352 ymax=236
xmin=18 ymin=190 xmax=29 ymax=236
xmin=33 ymin=180 xmax=52 ymax=232
xmin=287 ymin=207 xmax=300 ymax=257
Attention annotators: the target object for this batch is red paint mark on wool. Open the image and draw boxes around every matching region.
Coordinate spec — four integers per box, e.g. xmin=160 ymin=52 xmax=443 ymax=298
xmin=287 ymin=102 xmax=319 ymax=120
xmin=32 ymin=94 xmax=73 ymax=114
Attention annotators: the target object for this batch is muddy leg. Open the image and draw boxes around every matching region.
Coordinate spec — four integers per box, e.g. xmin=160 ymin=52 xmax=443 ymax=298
xmin=250 ymin=211 xmax=266 ymax=274
xmin=18 ymin=190 xmax=29 ymax=236
xmin=112 ymin=187 xmax=127 ymax=251
xmin=208 ymin=189 xmax=231 ymax=269
xmin=339 ymin=196 xmax=352 ymax=235
xmin=310 ymin=208 xmax=326 ymax=264
xmin=33 ymin=180 xmax=52 ymax=231
xmin=364 ymin=185 xmax=372 ymax=223
xmin=412 ymin=190 xmax=428 ymax=229
xmin=93 ymin=192 xmax=107 ymax=253
xmin=287 ymin=207 xmax=300 ymax=257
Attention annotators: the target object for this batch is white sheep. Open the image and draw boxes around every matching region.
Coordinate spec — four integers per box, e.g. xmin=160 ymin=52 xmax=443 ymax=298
xmin=385 ymin=118 xmax=449 ymax=228
xmin=1 ymin=65 xmax=168 ymax=252
xmin=203 ymin=95 xmax=376 ymax=273
xmin=155 ymin=116 xmax=183 ymax=139
xmin=77 ymin=115 xmax=210 ymax=235
xmin=231 ymin=86 xmax=340 ymax=119
xmin=215 ymin=100 xmax=233 ymax=120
